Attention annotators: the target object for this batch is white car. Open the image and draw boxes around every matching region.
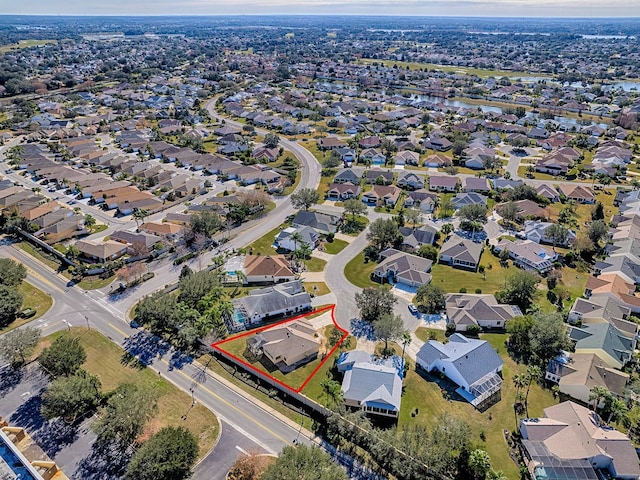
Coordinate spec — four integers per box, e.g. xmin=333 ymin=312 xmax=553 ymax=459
xmin=408 ymin=304 xmax=419 ymax=315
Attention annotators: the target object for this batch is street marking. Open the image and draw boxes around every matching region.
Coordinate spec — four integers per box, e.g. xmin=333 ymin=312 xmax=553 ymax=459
xmin=161 ymin=359 xmax=292 ymax=448
xmin=235 ymin=445 xmax=248 ymax=455
xmin=107 ymin=322 xmax=129 ymax=338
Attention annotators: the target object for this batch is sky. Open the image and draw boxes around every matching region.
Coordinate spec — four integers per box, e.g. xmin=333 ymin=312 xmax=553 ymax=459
xmin=1 ymin=0 xmax=639 ymax=17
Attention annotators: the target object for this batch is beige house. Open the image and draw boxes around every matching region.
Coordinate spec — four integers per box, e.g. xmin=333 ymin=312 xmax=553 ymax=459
xmin=75 ymin=240 xmax=128 ymax=263
xmin=247 ymin=319 xmax=320 ymax=372
xmin=243 ymin=255 xmax=296 ymax=284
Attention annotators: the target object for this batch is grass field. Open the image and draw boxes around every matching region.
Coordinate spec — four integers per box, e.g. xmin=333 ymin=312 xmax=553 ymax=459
xmin=323 ymin=238 xmax=349 ymax=255
xmin=77 ymin=275 xmax=115 ymax=290
xmin=344 ymin=250 xmax=378 ymax=289
xmin=0 ymin=39 xmax=57 ymax=53
xmin=0 ymin=282 xmax=53 ymax=334
xmin=43 ymin=329 xmax=219 ymax=458
xmin=358 ymin=58 xmax=550 ymax=79
xmin=18 ymin=241 xmax=63 ymax=272
xmin=400 ymin=332 xmax=558 ymax=478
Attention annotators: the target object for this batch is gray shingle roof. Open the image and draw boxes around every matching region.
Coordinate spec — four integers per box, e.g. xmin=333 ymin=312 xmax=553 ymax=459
xmin=342 ymin=363 xmax=402 ymax=412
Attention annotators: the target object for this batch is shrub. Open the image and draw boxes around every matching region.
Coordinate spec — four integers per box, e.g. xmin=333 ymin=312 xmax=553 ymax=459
xmin=475 ymin=288 xmax=482 ymax=294
xmin=459 ymin=287 xmax=467 ymax=293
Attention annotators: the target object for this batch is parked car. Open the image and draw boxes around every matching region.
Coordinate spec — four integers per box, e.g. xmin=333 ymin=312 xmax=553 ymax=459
xmin=408 ymin=304 xmax=419 ymax=315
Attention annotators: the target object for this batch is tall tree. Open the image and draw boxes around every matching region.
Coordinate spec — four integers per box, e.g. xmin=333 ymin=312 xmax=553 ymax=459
xmin=290 ymin=188 xmax=320 ymax=211
xmin=343 ymin=198 xmax=367 ymax=221
xmin=133 ymin=209 xmax=149 ymax=229
xmin=366 ymin=218 xmax=402 ymax=251
xmin=125 ymin=426 xmax=198 ymax=480
xmin=497 ymin=270 xmax=540 ymax=311
xmin=261 ymin=444 xmax=347 ymax=480
xmin=92 ymin=383 xmax=159 ymax=448
xmin=373 ymin=313 xmax=405 ymax=353
xmin=355 ymin=286 xmax=397 ymax=323
xmin=587 ymin=219 xmax=609 ymax=246
xmin=0 ymin=258 xmax=27 ymax=286
xmin=0 ymin=284 xmax=23 ymax=328
xmin=41 ymin=370 xmax=102 ymax=423
xmin=591 ymin=201 xmax=605 ymax=221
xmin=545 ymin=223 xmax=569 ymax=251
xmin=263 ymin=133 xmax=280 ymax=149
xmin=190 ymin=211 xmax=223 ymax=237
xmin=528 ymin=312 xmax=570 ymax=366
xmin=499 ymin=202 xmax=519 ymax=226
xmin=0 ymin=327 xmax=40 ymax=367
xmin=38 ymin=335 xmax=86 ymax=377
xmin=415 ymin=283 xmax=445 ymax=314
xmin=468 ymin=449 xmax=491 ymax=480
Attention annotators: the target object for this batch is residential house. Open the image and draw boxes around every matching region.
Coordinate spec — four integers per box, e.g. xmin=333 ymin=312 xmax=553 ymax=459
xmin=524 ymin=221 xmax=576 ymax=246
xmin=535 ymin=184 xmax=560 ymax=203
xmin=338 ymin=351 xmax=403 ymax=418
xmin=75 ymin=240 xmax=128 ymax=263
xmin=463 ymin=177 xmax=491 ymax=193
xmin=40 ymin=215 xmax=86 ymax=243
xmin=399 ymin=225 xmax=437 ymax=250
xmin=333 ymin=169 xmax=361 ymax=184
xmin=362 ymin=185 xmax=402 ymax=207
xmin=292 ymin=210 xmax=341 ymax=235
xmin=426 ymin=136 xmax=452 ymax=152
xmin=492 ymin=239 xmax=556 ymax=273
xmin=110 ymin=230 xmax=157 ymax=253
xmin=274 ymin=226 xmax=319 ymax=252
xmin=492 ymin=178 xmax=523 ymax=191
xmin=451 ymin=192 xmax=488 ymax=210
xmin=497 ymin=199 xmax=549 ymax=220
xmin=231 ymin=280 xmax=312 ymax=328
xmin=585 ymin=273 xmax=640 ymax=313
xmin=247 ymin=319 xmax=320 ymax=372
xmin=360 ymin=148 xmax=386 ymax=165
xmin=318 ymin=137 xmax=347 ymax=150
xmin=428 ymin=175 xmax=459 ymax=192
xmin=396 ymin=171 xmax=424 ymax=190
xmin=394 ymin=150 xmax=420 ymax=166
xmin=520 ymin=402 xmax=640 ymax=480
xmin=568 ymin=322 xmax=635 ymax=369
xmin=423 ymin=154 xmax=452 ymax=168
xmin=326 ymin=182 xmax=360 ymax=201
xmin=445 ymin=294 xmax=522 ymax=331
xmin=416 ymin=334 xmax=503 ymax=408
xmin=594 ymin=255 xmax=640 ymax=285
xmin=139 ymin=222 xmax=186 ymax=244
xmin=545 ymin=352 xmax=629 ymax=406
xmin=557 ymin=184 xmax=596 ymax=204
xmin=439 ymin=235 xmax=483 ymax=271
xmin=364 ymin=169 xmax=394 ymax=185
xmin=403 ymin=189 xmax=438 ymax=212
xmin=373 ymin=248 xmax=432 ymax=288
xmin=242 ymin=255 xmax=296 ymax=284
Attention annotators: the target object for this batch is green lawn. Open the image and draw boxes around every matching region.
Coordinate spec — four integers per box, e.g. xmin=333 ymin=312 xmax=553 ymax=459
xmin=414 ymin=327 xmax=446 ymax=343
xmin=219 ymin=325 xmax=333 ymax=391
xmin=344 ymin=250 xmax=378 ymax=289
xmin=400 ymin=332 xmax=558 ymax=479
xmin=304 ymin=256 xmax=327 ymax=272
xmin=323 ymin=238 xmax=349 ymax=255
xmin=342 ymin=215 xmax=369 ymax=236
xmin=42 ymin=329 xmax=219 ymax=458
xmin=0 ymin=39 xmax=57 ymax=53
xmin=246 ymin=225 xmax=281 ymax=255
xmin=0 ymin=282 xmax=53 ymax=334
xmin=90 ymin=224 xmax=109 ymax=234
xmin=77 ymin=275 xmax=116 ymax=290
xmin=304 ymin=282 xmax=331 ymax=297
xmin=547 ymin=189 xmax=616 ymax=228
xmin=431 ymin=252 xmax=510 ymax=295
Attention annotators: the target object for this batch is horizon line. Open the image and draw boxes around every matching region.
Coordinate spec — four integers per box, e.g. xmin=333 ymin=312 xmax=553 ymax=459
xmin=1 ymin=13 xmax=640 ymax=19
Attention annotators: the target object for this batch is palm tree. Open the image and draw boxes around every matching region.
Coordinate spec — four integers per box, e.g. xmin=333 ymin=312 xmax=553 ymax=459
xmin=401 ymin=331 xmax=412 ymax=363
xmin=320 ymin=379 xmax=344 ymax=408
xmin=232 ymin=270 xmax=246 ymax=296
xmin=607 ymin=397 xmax=628 ymax=425
xmin=589 ymin=385 xmax=610 ymax=412
xmin=133 ymin=208 xmax=149 ymax=229
xmin=84 ymin=214 xmax=96 ymax=232
xmin=525 ymin=365 xmax=542 ymax=416
xmin=513 ymin=373 xmax=528 ymax=427
xmin=296 ymin=242 xmax=312 ymax=262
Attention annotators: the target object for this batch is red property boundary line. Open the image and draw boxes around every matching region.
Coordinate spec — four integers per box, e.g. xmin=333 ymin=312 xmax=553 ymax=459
xmin=211 ymin=304 xmax=348 ymax=394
